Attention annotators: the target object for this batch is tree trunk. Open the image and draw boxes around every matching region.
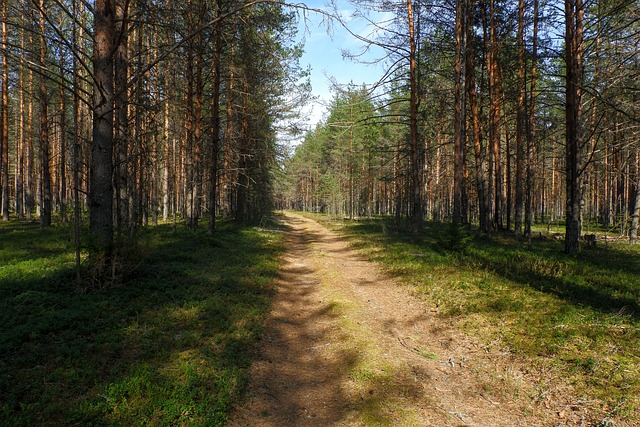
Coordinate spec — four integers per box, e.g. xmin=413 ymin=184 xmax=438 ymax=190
xmin=453 ymin=0 xmax=466 ymax=226
xmin=114 ymin=0 xmax=129 ymax=234
xmin=223 ymin=17 xmax=237 ymax=218
xmin=0 ymin=0 xmax=8 ymax=221
xmin=236 ymin=76 xmax=250 ymax=223
xmin=525 ymin=0 xmax=539 ymax=244
xmin=58 ymin=34 xmax=67 ymax=223
xmin=486 ymin=0 xmax=503 ymax=231
xmin=514 ymin=0 xmax=526 ymax=236
xmin=564 ymin=0 xmax=584 ymax=254
xmin=91 ymin=0 xmax=115 ymax=250
xmin=26 ymin=38 xmax=34 ymax=220
xmin=39 ymin=0 xmax=52 ymax=227
xmin=466 ymin=0 xmax=490 ymax=233
xmin=407 ymin=0 xmax=422 ymax=234
xmin=73 ymin=0 xmax=83 ymax=283
xmin=208 ymin=3 xmax=222 ymax=236
xmin=16 ymin=43 xmax=24 ymax=220
xmin=630 ymin=177 xmax=640 ymax=243
xmin=163 ymin=76 xmax=171 ymax=221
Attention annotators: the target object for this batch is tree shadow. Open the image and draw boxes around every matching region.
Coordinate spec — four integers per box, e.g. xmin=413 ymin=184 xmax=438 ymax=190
xmin=340 ymin=217 xmax=640 ymax=319
xmin=468 ymin=235 xmax=640 ymax=319
xmin=0 ymin=221 xmax=284 ymax=426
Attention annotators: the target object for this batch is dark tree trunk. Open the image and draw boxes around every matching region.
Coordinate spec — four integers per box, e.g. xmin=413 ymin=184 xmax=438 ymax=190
xmin=407 ymin=0 xmax=422 ymax=234
xmin=208 ymin=7 xmax=222 ymax=236
xmin=485 ymin=0 xmax=503 ymax=231
xmin=466 ymin=0 xmax=490 ymax=233
xmin=453 ymin=0 xmax=467 ymax=226
xmin=90 ymin=0 xmax=115 ymax=250
xmin=514 ymin=0 xmax=526 ymax=236
xmin=39 ymin=0 xmax=52 ymax=227
xmin=114 ymin=0 xmax=129 ymax=234
xmin=58 ymin=35 xmax=68 ymax=223
xmin=525 ymin=0 xmax=539 ymax=244
xmin=0 ymin=0 xmax=8 ymax=221
xmin=564 ymin=0 xmax=584 ymax=254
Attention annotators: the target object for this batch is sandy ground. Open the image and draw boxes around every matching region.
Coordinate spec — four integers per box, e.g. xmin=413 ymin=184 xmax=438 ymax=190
xmin=228 ymin=212 xmax=598 ymax=426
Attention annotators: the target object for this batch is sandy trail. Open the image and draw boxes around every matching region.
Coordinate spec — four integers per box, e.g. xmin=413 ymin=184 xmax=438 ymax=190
xmin=229 ymin=212 xmax=562 ymax=426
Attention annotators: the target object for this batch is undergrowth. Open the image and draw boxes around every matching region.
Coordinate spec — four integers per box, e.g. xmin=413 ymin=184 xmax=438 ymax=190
xmin=304 ymin=212 xmax=640 ymax=424
xmin=0 ymin=219 xmax=285 ymax=426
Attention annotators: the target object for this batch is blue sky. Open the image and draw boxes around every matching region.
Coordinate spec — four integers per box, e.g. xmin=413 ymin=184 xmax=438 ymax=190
xmin=293 ymin=0 xmax=390 ymax=129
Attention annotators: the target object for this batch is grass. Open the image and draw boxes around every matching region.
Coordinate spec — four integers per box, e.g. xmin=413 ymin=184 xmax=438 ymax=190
xmin=304 ymin=212 xmax=640 ymax=423
xmin=0 ymin=218 xmax=285 ymax=426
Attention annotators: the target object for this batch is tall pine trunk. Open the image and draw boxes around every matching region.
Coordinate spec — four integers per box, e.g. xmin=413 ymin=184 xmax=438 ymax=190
xmin=466 ymin=0 xmax=490 ymax=233
xmin=485 ymin=0 xmax=502 ymax=231
xmin=208 ymin=8 xmax=222 ymax=236
xmin=39 ymin=0 xmax=52 ymax=227
xmin=514 ymin=0 xmax=526 ymax=236
xmin=0 ymin=0 xmax=8 ymax=221
xmin=453 ymin=0 xmax=466 ymax=226
xmin=114 ymin=0 xmax=129 ymax=234
xmin=91 ymin=0 xmax=115 ymax=251
xmin=407 ymin=0 xmax=422 ymax=233
xmin=564 ymin=0 xmax=584 ymax=254
xmin=525 ymin=0 xmax=539 ymax=244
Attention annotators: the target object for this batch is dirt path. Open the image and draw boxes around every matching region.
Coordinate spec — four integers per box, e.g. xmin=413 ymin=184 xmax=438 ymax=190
xmin=229 ymin=212 xmax=563 ymax=426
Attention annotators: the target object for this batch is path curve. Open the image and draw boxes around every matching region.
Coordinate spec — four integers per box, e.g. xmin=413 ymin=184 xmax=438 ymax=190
xmin=229 ymin=212 xmax=560 ymax=426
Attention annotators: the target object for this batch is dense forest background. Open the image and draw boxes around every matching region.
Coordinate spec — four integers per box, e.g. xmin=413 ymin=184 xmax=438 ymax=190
xmin=279 ymin=0 xmax=640 ymax=255
xmin=0 ymin=0 xmax=639 ymax=262
xmin=0 ymin=0 xmax=307 ymax=254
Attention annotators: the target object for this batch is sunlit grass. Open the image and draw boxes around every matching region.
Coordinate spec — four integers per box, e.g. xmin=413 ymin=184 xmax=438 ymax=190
xmin=0 ymin=219 xmax=285 ymax=426
xmin=305 ymin=212 xmax=640 ymax=423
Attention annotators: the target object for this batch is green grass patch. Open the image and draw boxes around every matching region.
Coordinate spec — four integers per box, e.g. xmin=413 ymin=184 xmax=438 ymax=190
xmin=0 ymin=219 xmax=285 ymax=426
xmin=305 ymin=213 xmax=640 ymax=422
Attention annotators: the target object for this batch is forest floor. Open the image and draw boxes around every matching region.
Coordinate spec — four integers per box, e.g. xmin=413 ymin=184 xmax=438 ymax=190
xmin=229 ymin=211 xmax=592 ymax=427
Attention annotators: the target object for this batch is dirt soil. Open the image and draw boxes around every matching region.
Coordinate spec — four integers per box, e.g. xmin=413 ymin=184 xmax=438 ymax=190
xmin=228 ymin=212 xmax=599 ymax=427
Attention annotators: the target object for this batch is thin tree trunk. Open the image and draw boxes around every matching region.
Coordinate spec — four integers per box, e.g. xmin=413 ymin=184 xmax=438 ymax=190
xmin=26 ymin=34 xmax=34 ymax=220
xmin=631 ymin=182 xmax=640 ymax=243
xmin=39 ymin=0 xmax=52 ymax=227
xmin=453 ymin=0 xmax=466 ymax=226
xmin=163 ymin=76 xmax=171 ymax=221
xmin=407 ymin=0 xmax=422 ymax=233
xmin=208 ymin=5 xmax=222 ymax=236
xmin=514 ymin=0 xmax=526 ymax=236
xmin=73 ymin=0 xmax=82 ymax=283
xmin=114 ymin=0 xmax=129 ymax=234
xmin=487 ymin=0 xmax=503 ymax=230
xmin=525 ymin=0 xmax=539 ymax=245
xmin=466 ymin=0 xmax=489 ymax=233
xmin=16 ymin=50 xmax=24 ymax=220
xmin=58 ymin=34 xmax=67 ymax=223
xmin=236 ymin=76 xmax=250 ymax=223
xmin=630 ymin=152 xmax=640 ymax=242
xmin=193 ymin=34 xmax=204 ymax=228
xmin=0 ymin=0 xmax=8 ymax=221
xmin=223 ymin=17 xmax=237 ymax=218
xmin=131 ymin=23 xmax=143 ymax=231
xmin=186 ymin=50 xmax=195 ymax=227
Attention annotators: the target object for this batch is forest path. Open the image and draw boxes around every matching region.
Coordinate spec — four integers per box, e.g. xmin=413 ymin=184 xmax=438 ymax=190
xmin=229 ymin=212 xmax=555 ymax=427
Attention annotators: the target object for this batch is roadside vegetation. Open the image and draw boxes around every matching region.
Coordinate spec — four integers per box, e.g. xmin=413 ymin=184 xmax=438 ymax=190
xmin=306 ymin=213 xmax=640 ymax=423
xmin=0 ymin=220 xmax=285 ymax=426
